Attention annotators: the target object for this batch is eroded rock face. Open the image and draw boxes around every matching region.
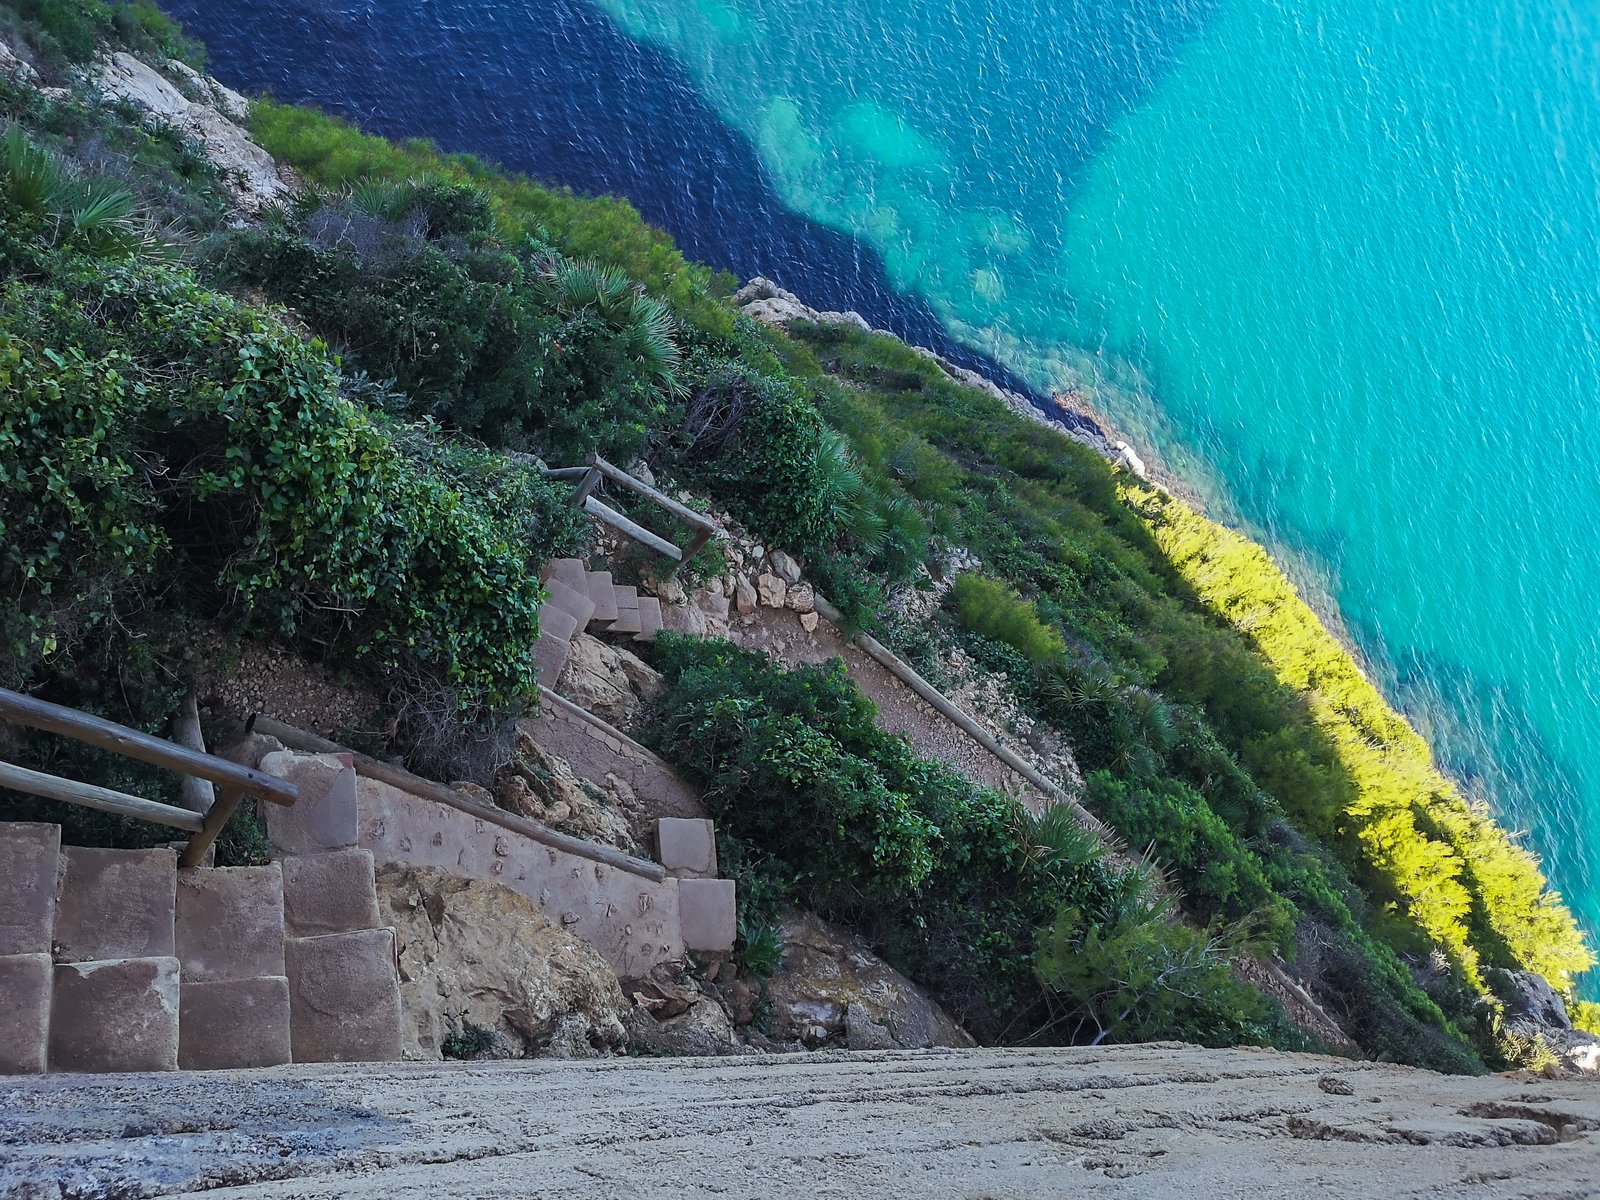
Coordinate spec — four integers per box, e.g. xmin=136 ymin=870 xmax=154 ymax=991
xmin=1488 ymin=967 xmax=1600 ymax=1075
xmin=766 ymin=910 xmax=975 ymax=1051
xmin=91 ymin=52 xmax=292 ymax=214
xmin=494 ymin=733 xmax=641 ymax=853
xmin=376 ymin=866 xmax=630 ymax=1061
xmin=555 ymin=633 xmax=662 ymax=730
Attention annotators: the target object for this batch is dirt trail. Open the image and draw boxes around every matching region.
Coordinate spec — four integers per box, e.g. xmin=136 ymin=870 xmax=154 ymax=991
xmin=5 ymin=1045 xmax=1599 ymax=1198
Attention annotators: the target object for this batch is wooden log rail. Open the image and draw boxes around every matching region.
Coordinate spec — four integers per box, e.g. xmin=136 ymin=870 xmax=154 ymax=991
xmin=544 ymin=453 xmax=718 ymax=575
xmin=248 ymin=714 xmax=669 ymax=883
xmin=0 ymin=687 xmax=298 ymax=868
xmin=809 ymin=598 xmax=1112 ymax=841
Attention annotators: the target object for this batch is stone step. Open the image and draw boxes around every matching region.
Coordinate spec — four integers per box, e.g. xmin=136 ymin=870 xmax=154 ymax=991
xmin=180 ymin=976 xmax=291 ymax=1070
xmin=586 ymin=570 xmax=619 ymax=625
xmin=0 ymin=953 xmax=52 ymax=1074
xmin=285 ymin=927 xmax=403 ymax=1063
xmin=0 ymin=822 xmax=60 ymax=957
xmin=543 ymin=576 xmax=596 ymax=632
xmin=609 ymin=585 xmax=642 ymax=635
xmin=260 ymin=753 xmax=359 ymax=856
xmin=542 ymin=557 xmax=589 ymax=598
xmin=50 ymin=956 xmax=180 ymax=1072
xmin=281 ymin=849 xmax=380 ymax=938
xmin=538 ymin=601 xmax=581 ymax=646
xmin=634 ymin=595 xmax=664 ymax=643
xmin=175 ymin=864 xmax=285 ymax=983
xmin=532 ymin=630 xmax=571 ymax=685
xmin=54 ymin=846 xmax=177 ymax=964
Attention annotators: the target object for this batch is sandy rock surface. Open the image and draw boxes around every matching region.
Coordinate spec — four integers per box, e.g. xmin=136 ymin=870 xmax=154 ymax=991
xmin=4 ymin=1045 xmax=1599 ymax=1197
xmin=377 ymin=866 xmax=630 ymax=1062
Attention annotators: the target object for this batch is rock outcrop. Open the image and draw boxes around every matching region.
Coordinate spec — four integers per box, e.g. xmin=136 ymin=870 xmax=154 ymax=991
xmin=1489 ymin=967 xmax=1600 ymax=1075
xmin=493 ymin=732 xmax=643 ymax=852
xmin=732 ymin=276 xmax=1112 ymax=455
xmin=765 ymin=911 xmax=975 ymax=1051
xmin=376 ymin=866 xmax=630 ymax=1061
xmin=553 ymin=632 xmax=661 ymax=730
xmin=90 ymin=51 xmax=293 ymax=214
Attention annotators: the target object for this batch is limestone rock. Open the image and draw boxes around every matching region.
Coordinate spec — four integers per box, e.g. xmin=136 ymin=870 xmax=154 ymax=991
xmin=734 ymin=575 xmax=758 ymax=615
xmin=757 ymin=573 xmax=787 ymax=609
xmin=496 ymin=734 xmax=640 ymax=853
xmin=1489 ymin=968 xmax=1571 ymax=1030
xmin=376 ymin=866 xmax=629 ymax=1061
xmin=769 ymin=549 xmax=803 ymax=584
xmin=766 ymin=910 xmax=974 ymax=1050
xmin=800 ymin=611 xmax=820 ymax=633
xmin=555 ymin=633 xmax=661 ymax=729
xmin=785 ymin=582 xmax=816 ymax=614
xmin=92 ymin=52 xmax=292 ymax=214
xmin=0 ymin=37 xmax=40 ymax=84
xmin=625 ymin=994 xmax=746 ymax=1057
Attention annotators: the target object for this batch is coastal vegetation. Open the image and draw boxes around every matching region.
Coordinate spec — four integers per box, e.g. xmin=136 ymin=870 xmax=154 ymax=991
xmin=0 ymin=0 xmax=1591 ymax=1070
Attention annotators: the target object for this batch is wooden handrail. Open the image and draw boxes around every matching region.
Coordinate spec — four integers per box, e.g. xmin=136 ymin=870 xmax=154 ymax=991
xmin=0 ymin=686 xmax=298 ymax=867
xmin=0 ymin=688 xmax=297 ymax=807
xmin=583 ymin=495 xmax=683 ymax=561
xmin=0 ymin=760 xmax=205 ymax=833
xmin=585 ymin=454 xmax=718 ymax=534
xmin=542 ymin=454 xmax=718 ymax=576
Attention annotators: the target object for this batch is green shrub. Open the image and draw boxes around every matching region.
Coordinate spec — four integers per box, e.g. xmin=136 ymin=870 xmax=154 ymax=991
xmin=1083 ymin=771 xmax=1295 ymax=948
xmin=0 ymin=258 xmax=582 ymax=720
xmin=1036 ymin=889 xmax=1267 ymax=1047
xmin=642 ymin=634 xmax=1277 ymax=1044
xmin=947 ymin=573 xmax=1066 ymax=663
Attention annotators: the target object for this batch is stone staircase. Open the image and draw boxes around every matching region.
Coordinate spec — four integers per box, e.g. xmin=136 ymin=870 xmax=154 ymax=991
xmin=534 ymin=558 xmax=664 ymax=685
xmin=0 ymin=755 xmax=403 ymax=1075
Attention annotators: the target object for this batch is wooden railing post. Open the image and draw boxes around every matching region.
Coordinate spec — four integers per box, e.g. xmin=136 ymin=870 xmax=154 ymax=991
xmin=180 ymin=785 xmax=243 ymax=869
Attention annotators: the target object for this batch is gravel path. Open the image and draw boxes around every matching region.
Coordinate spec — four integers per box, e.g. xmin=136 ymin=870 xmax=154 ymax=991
xmin=4 ymin=1045 xmax=1599 ymax=1198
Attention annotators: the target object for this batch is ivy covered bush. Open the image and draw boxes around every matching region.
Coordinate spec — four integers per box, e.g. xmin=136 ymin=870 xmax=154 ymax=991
xmin=0 ymin=253 xmax=583 ymax=727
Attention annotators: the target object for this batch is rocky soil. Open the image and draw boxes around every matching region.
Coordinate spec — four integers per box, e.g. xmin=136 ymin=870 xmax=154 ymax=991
xmin=5 ymin=1046 xmax=1599 ymax=1198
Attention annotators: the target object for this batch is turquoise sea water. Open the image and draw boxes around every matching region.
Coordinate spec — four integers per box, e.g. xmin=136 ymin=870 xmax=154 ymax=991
xmin=166 ymin=0 xmax=1600 ymax=984
xmin=596 ymin=0 xmax=1600 ymax=988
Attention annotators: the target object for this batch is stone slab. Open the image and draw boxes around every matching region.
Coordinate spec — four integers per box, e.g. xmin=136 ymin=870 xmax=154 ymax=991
xmin=586 ymin=571 xmax=619 ymax=623
xmin=175 ymin=864 xmax=285 ymax=983
xmin=285 ymin=928 xmax=402 ymax=1063
xmin=532 ymin=632 xmax=571 ymax=685
xmin=179 ymin=976 xmax=291 ymax=1070
xmin=656 ymin=818 xmax=717 ymax=878
xmin=0 ymin=822 xmax=60 ymax=956
xmin=49 ymin=956 xmax=180 ymax=1073
xmin=54 ymin=846 xmax=176 ymax=964
xmin=281 ymin=849 xmax=380 ymax=937
xmin=543 ymin=557 xmax=588 ymax=597
xmin=678 ymin=878 xmax=737 ymax=953
xmin=260 ymin=752 xmax=359 ymax=856
xmin=634 ymin=596 xmax=664 ymax=642
xmin=0 ymin=953 xmax=52 ymax=1074
xmin=609 ymin=587 xmax=642 ymax=635
xmin=539 ymin=602 xmax=581 ymax=646
xmin=544 ymin=577 xmax=596 ymax=632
